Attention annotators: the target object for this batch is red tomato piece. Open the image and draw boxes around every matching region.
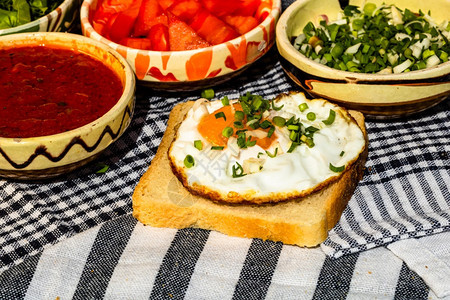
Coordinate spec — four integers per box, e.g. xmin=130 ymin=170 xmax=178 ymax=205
xmin=119 ymin=37 xmax=152 ymax=49
xmin=168 ymin=13 xmax=211 ymax=50
xmin=255 ymin=0 xmax=272 ymax=22
xmin=234 ymin=0 xmax=260 ymax=16
xmin=148 ymin=23 xmax=170 ymax=51
xmin=168 ymin=0 xmax=202 ymax=22
xmin=189 ymin=9 xmax=239 ymax=45
xmin=133 ymin=0 xmax=168 ymax=37
xmin=200 ymin=0 xmax=237 ymax=17
xmin=108 ymin=0 xmax=144 ymax=43
xmin=223 ymin=15 xmax=259 ymax=35
xmin=158 ymin=0 xmax=175 ymax=10
xmin=92 ymin=0 xmax=133 ymax=36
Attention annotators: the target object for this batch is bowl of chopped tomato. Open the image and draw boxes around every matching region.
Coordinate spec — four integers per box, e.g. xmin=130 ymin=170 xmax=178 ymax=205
xmin=0 ymin=0 xmax=80 ymax=36
xmin=0 ymin=32 xmax=136 ymax=180
xmin=80 ymin=0 xmax=281 ymax=90
xmin=276 ymin=0 xmax=450 ymax=118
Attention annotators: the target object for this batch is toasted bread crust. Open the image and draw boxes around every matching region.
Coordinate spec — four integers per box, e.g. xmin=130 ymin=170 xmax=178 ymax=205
xmin=132 ymin=99 xmax=368 ymax=247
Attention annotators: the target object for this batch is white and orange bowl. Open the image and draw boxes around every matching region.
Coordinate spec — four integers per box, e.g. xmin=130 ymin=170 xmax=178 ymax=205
xmin=0 ymin=32 xmax=135 ymax=180
xmin=276 ymin=0 xmax=450 ymax=119
xmin=80 ymin=0 xmax=281 ymax=91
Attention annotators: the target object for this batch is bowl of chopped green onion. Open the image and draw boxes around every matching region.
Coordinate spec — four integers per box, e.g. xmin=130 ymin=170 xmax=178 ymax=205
xmin=276 ymin=0 xmax=450 ymax=118
xmin=0 ymin=0 xmax=80 ymax=36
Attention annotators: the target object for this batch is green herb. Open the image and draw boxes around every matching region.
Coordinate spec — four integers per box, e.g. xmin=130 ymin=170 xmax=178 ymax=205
xmin=232 ymin=162 xmax=246 ymax=178
xmin=265 ymin=148 xmax=278 ymax=158
xmin=215 ymin=112 xmax=226 ymax=121
xmin=222 ymin=126 xmax=234 ymax=138
xmin=272 ymin=116 xmax=286 ymax=127
xmin=194 ymin=140 xmax=203 ymax=150
xmin=292 ymin=2 xmax=450 ymax=73
xmin=322 ymin=109 xmax=336 ymax=125
xmin=96 ymin=163 xmax=109 ymax=174
xmin=221 ymin=96 xmax=229 ymax=106
xmin=184 ymin=155 xmax=195 ymax=168
xmin=307 ymin=112 xmax=316 ymax=121
xmin=201 ymin=88 xmax=215 ymax=100
xmin=340 ymin=151 xmax=345 ymax=156
xmin=211 ymin=146 xmax=224 ymax=150
xmin=298 ymin=103 xmax=308 ymax=112
xmin=330 ymin=163 xmax=345 ymax=172
xmin=0 ymin=0 xmax=64 ymax=29
xmin=234 ymin=110 xmax=244 ymax=121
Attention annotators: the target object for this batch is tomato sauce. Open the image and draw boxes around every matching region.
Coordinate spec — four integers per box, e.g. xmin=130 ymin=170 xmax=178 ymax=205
xmin=0 ymin=46 xmax=123 ymax=138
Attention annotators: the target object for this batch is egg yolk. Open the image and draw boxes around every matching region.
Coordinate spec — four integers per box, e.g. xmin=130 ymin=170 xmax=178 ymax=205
xmin=197 ymin=103 xmax=276 ymax=150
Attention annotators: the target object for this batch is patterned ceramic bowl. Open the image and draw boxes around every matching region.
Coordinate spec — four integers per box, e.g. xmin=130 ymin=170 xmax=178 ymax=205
xmin=80 ymin=0 xmax=281 ymax=91
xmin=276 ymin=0 xmax=450 ymax=118
xmin=0 ymin=32 xmax=136 ymax=180
xmin=0 ymin=0 xmax=80 ymax=36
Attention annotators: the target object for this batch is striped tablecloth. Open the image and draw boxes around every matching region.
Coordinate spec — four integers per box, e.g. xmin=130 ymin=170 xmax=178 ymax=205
xmin=1 ymin=0 xmax=449 ymax=297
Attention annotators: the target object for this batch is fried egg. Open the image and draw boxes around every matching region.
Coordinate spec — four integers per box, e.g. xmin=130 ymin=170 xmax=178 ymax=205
xmin=168 ymin=92 xmax=366 ymax=204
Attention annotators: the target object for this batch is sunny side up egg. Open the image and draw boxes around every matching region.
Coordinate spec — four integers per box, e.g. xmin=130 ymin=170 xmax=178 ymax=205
xmin=168 ymin=92 xmax=366 ymax=204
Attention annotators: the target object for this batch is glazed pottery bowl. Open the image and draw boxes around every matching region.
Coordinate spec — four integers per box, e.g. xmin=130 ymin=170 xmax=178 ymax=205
xmin=276 ymin=0 xmax=450 ymax=118
xmin=80 ymin=0 xmax=281 ymax=91
xmin=0 ymin=0 xmax=80 ymax=36
xmin=0 ymin=32 xmax=136 ymax=180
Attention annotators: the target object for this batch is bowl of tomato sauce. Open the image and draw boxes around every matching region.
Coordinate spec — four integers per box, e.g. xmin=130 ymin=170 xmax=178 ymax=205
xmin=0 ymin=0 xmax=80 ymax=36
xmin=80 ymin=0 xmax=281 ymax=91
xmin=0 ymin=32 xmax=136 ymax=180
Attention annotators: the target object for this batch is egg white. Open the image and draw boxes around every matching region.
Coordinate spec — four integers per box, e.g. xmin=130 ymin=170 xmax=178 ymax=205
xmin=168 ymin=92 xmax=366 ymax=204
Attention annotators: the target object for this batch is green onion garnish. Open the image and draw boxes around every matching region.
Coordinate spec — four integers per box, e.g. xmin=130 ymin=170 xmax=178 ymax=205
xmin=211 ymin=146 xmax=224 ymax=150
xmin=272 ymin=116 xmax=286 ymax=127
xmin=260 ymin=120 xmax=271 ymax=129
xmin=272 ymin=100 xmax=284 ymax=111
xmin=298 ymin=103 xmax=308 ymax=112
xmin=340 ymin=151 xmax=345 ymax=157
xmin=267 ymin=126 xmax=275 ymax=138
xmin=232 ymin=162 xmax=246 ymax=178
xmin=215 ymin=112 xmax=226 ymax=121
xmin=330 ymin=163 xmax=345 ymax=172
xmin=265 ymin=148 xmax=278 ymax=158
xmin=194 ymin=140 xmax=203 ymax=150
xmin=287 ymin=142 xmax=299 ymax=153
xmin=307 ymin=112 xmax=316 ymax=121
xmin=221 ymin=96 xmax=229 ymax=106
xmin=289 ymin=130 xmax=298 ymax=141
xmin=234 ymin=111 xmax=244 ymax=121
xmin=322 ymin=109 xmax=336 ymax=125
xmin=201 ymin=88 xmax=215 ymax=100
xmin=233 ymin=121 xmax=244 ymax=128
xmin=96 ymin=163 xmax=109 ymax=174
xmin=287 ymin=124 xmax=299 ymax=131
xmin=184 ymin=155 xmax=195 ymax=168
xmin=222 ymin=126 xmax=234 ymax=138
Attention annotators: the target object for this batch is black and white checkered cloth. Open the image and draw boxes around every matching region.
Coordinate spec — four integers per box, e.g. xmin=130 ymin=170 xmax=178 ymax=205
xmin=0 ymin=43 xmax=449 ymax=273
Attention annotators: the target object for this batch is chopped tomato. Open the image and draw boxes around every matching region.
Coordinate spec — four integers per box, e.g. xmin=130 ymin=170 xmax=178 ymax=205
xmin=255 ymin=0 xmax=272 ymax=22
xmin=168 ymin=13 xmax=211 ymax=50
xmin=223 ymin=15 xmax=259 ymax=35
xmin=167 ymin=0 xmax=202 ymax=22
xmin=108 ymin=0 xmax=144 ymax=43
xmin=148 ymin=23 xmax=170 ymax=51
xmin=119 ymin=37 xmax=152 ymax=50
xmin=234 ymin=0 xmax=260 ymax=16
xmin=189 ymin=9 xmax=239 ymax=45
xmin=133 ymin=0 xmax=166 ymax=36
xmin=200 ymin=0 xmax=237 ymax=16
xmin=158 ymin=0 xmax=175 ymax=10
xmin=92 ymin=0 xmax=134 ymax=36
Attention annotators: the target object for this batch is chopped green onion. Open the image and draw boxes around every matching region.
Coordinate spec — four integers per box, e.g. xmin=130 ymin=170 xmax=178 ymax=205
xmin=221 ymin=96 xmax=230 ymax=106
xmin=215 ymin=112 xmax=226 ymax=121
xmin=272 ymin=100 xmax=284 ymax=111
xmin=232 ymin=162 xmax=246 ymax=178
xmin=287 ymin=142 xmax=299 ymax=153
xmin=260 ymin=120 xmax=271 ymax=129
xmin=340 ymin=151 xmax=345 ymax=156
xmin=272 ymin=116 xmax=286 ymax=127
xmin=330 ymin=163 xmax=345 ymax=172
xmin=307 ymin=112 xmax=316 ymax=121
xmin=184 ymin=155 xmax=195 ymax=168
xmin=201 ymin=88 xmax=214 ymax=100
xmin=194 ymin=140 xmax=203 ymax=150
xmin=233 ymin=121 xmax=244 ymax=128
xmin=298 ymin=103 xmax=309 ymax=112
xmin=96 ymin=163 xmax=109 ymax=174
xmin=234 ymin=111 xmax=244 ymax=121
xmin=222 ymin=126 xmax=234 ymax=138
xmin=322 ymin=109 xmax=336 ymax=125
xmin=265 ymin=148 xmax=278 ymax=158
xmin=287 ymin=124 xmax=299 ymax=131
xmin=267 ymin=126 xmax=275 ymax=138
xmin=211 ymin=146 xmax=224 ymax=150
xmin=289 ymin=130 xmax=298 ymax=141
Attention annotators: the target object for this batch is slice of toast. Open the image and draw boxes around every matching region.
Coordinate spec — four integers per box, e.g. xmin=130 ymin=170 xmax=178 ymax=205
xmin=132 ymin=101 xmax=368 ymax=247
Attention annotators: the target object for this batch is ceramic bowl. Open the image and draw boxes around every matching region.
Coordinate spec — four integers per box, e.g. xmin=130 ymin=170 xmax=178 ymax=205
xmin=0 ymin=32 xmax=136 ymax=180
xmin=0 ymin=0 xmax=80 ymax=36
xmin=276 ymin=0 xmax=450 ymax=118
xmin=80 ymin=0 xmax=281 ymax=91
